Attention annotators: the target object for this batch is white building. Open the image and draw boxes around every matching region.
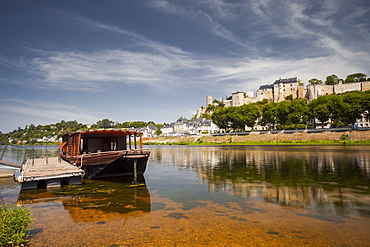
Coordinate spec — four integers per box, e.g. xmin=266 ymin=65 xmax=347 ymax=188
xmin=160 ymin=118 xmax=219 ymax=136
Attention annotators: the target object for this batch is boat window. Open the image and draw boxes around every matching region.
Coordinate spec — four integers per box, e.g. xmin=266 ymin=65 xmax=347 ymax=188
xmin=81 ymin=136 xmax=124 ymax=153
xmin=111 ymin=140 xmax=117 ymax=151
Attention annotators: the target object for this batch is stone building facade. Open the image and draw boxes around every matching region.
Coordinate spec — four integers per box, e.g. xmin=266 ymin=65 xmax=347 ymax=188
xmin=196 ymin=77 xmax=303 ymax=118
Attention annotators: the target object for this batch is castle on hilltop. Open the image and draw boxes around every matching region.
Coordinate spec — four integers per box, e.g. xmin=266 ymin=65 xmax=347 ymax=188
xmin=196 ymin=77 xmax=370 ymax=118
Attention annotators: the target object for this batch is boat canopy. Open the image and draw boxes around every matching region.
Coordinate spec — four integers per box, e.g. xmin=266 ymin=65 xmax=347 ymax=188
xmin=61 ymin=129 xmax=143 ymax=157
xmin=62 ymin=129 xmax=143 ymax=137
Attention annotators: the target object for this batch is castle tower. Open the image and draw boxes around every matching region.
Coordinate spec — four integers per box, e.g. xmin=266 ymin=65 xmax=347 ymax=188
xmin=206 ymin=96 xmax=213 ymax=106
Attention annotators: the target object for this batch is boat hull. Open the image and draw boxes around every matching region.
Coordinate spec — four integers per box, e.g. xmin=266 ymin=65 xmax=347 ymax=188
xmin=60 ymin=150 xmax=149 ymax=179
xmin=81 ymin=156 xmax=149 ymax=178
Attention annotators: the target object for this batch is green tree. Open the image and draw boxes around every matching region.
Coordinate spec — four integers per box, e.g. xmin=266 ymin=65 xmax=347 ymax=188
xmin=0 ymin=132 xmax=9 ymax=143
xmin=261 ymin=102 xmax=278 ymax=130
xmin=211 ymin=107 xmax=230 ymax=130
xmin=95 ymin=119 xmax=114 ymax=128
xmin=325 ymin=74 xmax=340 ymax=85
xmin=298 ymin=79 xmax=304 ymax=86
xmin=309 ymin=96 xmax=330 ymax=128
xmin=256 ymin=98 xmax=269 ymax=105
xmin=131 ymin=121 xmax=147 ymax=128
xmin=154 ymin=124 xmax=162 ymax=136
xmin=277 ymin=101 xmax=291 ymax=129
xmin=363 ymin=91 xmax=370 ymax=114
xmin=326 ymin=94 xmax=345 ymax=127
xmin=345 ymin=73 xmax=367 ymax=83
xmin=308 ymin=78 xmax=323 ymax=85
xmin=238 ymin=104 xmax=260 ymax=130
xmin=342 ymin=92 xmax=365 ymax=126
xmin=314 ymin=104 xmax=330 ymax=128
xmin=288 ymin=99 xmax=308 ymax=129
xmin=113 ymin=122 xmax=123 ymax=128
xmin=285 ymin=95 xmax=293 ymax=101
xmin=227 ymin=107 xmax=245 ymax=131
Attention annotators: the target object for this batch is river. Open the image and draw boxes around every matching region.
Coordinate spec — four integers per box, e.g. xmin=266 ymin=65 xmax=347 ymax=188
xmin=2 ymin=145 xmax=370 ymax=246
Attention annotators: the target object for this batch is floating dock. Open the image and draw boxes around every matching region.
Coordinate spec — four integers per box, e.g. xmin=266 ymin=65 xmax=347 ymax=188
xmin=15 ymin=156 xmax=84 ymax=190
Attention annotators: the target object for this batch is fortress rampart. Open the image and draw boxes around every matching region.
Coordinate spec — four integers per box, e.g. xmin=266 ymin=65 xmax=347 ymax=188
xmin=196 ymin=78 xmax=370 ymax=118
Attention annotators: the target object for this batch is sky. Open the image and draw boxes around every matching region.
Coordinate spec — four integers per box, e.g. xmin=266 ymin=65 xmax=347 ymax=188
xmin=1 ymin=0 xmax=370 ymax=133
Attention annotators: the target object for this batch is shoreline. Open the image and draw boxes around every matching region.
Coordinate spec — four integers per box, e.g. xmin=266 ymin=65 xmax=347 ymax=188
xmin=143 ymin=129 xmax=370 ymax=145
xmin=4 ymin=129 xmax=370 ymax=146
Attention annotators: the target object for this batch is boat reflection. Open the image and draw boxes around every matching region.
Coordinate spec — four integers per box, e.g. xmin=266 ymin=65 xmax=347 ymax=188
xmin=149 ymin=145 xmax=370 ymax=218
xmin=17 ymin=176 xmax=150 ymax=222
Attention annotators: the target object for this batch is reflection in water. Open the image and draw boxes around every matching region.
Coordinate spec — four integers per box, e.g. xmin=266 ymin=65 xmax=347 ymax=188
xmin=149 ymin=145 xmax=370 ymax=218
xmin=6 ymin=145 xmax=370 ymax=246
xmin=17 ymin=176 xmax=150 ymax=222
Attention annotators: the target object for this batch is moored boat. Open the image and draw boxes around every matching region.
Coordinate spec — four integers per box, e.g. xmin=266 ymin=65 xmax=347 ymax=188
xmin=59 ymin=129 xmax=150 ymax=178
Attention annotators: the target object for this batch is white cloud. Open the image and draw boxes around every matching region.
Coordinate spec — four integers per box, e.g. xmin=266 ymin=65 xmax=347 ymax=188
xmin=0 ymin=99 xmax=103 ymax=132
xmin=5 ymin=0 xmax=370 ymax=96
xmin=0 ymin=99 xmax=100 ymax=122
xmin=22 ymin=49 xmax=202 ymax=93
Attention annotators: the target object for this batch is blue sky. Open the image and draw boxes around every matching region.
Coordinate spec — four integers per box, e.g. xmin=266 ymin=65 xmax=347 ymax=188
xmin=1 ymin=0 xmax=369 ymax=133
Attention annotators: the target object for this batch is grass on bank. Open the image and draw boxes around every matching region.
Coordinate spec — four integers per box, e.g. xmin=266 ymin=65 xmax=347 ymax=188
xmin=0 ymin=204 xmax=32 ymax=247
xmin=144 ymin=139 xmax=370 ymax=146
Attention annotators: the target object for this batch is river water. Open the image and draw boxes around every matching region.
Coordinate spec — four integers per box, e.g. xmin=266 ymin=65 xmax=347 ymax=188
xmin=2 ymin=145 xmax=370 ymax=246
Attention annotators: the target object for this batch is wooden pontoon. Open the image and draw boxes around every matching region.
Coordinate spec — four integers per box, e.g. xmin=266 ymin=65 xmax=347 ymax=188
xmin=59 ymin=129 xmax=150 ymax=178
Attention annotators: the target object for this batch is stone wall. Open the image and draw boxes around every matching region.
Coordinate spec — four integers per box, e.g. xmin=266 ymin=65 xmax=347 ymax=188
xmin=306 ymin=81 xmax=369 ymax=101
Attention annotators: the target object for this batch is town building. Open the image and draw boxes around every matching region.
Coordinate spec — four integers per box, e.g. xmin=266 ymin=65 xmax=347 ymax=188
xmin=160 ymin=118 xmax=219 ymax=136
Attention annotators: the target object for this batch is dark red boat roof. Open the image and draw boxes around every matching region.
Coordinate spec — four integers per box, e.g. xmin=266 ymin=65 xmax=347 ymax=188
xmin=62 ymin=129 xmax=142 ymax=137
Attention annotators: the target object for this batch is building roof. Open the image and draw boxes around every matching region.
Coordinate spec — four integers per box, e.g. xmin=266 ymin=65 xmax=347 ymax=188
xmin=273 ymin=77 xmax=298 ymax=84
xmin=258 ymin=84 xmax=273 ymax=90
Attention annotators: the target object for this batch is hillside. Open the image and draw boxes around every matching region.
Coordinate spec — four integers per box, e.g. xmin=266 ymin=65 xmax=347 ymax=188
xmin=0 ymin=120 xmax=156 ymax=145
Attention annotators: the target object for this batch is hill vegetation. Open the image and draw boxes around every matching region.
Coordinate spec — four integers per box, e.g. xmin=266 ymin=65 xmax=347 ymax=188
xmin=0 ymin=120 xmax=157 ymax=145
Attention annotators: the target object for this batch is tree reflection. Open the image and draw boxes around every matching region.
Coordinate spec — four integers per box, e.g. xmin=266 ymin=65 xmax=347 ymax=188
xmin=149 ymin=145 xmax=370 ymax=218
xmin=17 ymin=176 xmax=151 ymax=222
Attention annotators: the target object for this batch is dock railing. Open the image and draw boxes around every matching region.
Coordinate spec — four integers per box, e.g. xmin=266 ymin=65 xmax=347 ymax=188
xmin=28 ymin=146 xmax=61 ymax=167
xmin=0 ymin=144 xmax=62 ymax=176
xmin=0 ymin=142 xmax=28 ymax=169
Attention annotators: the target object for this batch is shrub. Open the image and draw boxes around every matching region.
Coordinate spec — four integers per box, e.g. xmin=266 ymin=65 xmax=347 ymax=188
xmin=0 ymin=205 xmax=32 ymax=246
xmin=341 ymin=134 xmax=349 ymax=140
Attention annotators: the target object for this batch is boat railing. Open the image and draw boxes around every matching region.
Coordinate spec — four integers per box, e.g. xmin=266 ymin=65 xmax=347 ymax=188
xmin=74 ymin=148 xmax=150 ymax=158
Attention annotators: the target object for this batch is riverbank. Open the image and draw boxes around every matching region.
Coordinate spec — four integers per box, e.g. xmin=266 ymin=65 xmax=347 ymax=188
xmin=143 ymin=129 xmax=370 ymax=145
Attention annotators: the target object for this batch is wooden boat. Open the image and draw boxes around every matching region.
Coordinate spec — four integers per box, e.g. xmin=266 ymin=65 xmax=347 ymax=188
xmin=59 ymin=129 xmax=150 ymax=178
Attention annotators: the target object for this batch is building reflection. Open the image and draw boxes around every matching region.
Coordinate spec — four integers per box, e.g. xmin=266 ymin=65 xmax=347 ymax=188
xmin=149 ymin=146 xmax=370 ymax=217
xmin=17 ymin=176 xmax=151 ymax=222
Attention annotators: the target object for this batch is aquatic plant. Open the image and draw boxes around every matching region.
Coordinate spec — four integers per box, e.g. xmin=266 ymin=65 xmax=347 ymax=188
xmin=0 ymin=204 xmax=32 ymax=246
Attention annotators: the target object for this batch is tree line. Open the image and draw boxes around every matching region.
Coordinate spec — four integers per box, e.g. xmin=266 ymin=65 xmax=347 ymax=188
xmin=0 ymin=119 xmax=159 ymax=144
xmin=308 ymin=73 xmax=369 ymax=85
xmin=211 ymin=91 xmax=370 ymax=132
